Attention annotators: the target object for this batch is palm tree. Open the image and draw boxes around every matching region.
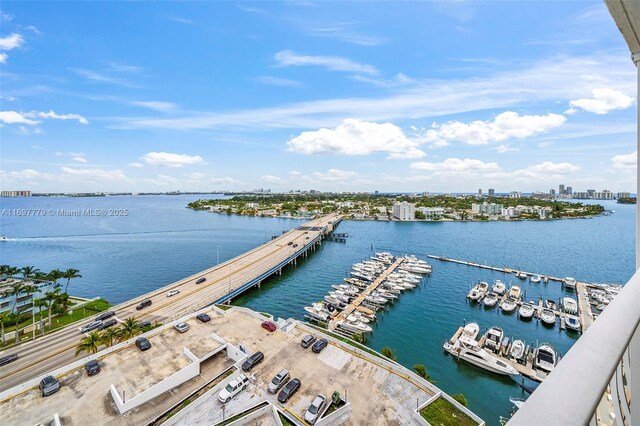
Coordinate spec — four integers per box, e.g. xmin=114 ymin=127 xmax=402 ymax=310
xmin=380 ymin=346 xmax=397 ymax=361
xmin=56 ymin=292 xmax=70 ymax=312
xmin=6 ymin=266 xmax=20 ymax=277
xmin=62 ymin=268 xmax=82 ymax=295
xmin=46 ymin=269 xmax=64 ymax=288
xmin=0 ymin=311 xmax=10 ymax=345
xmin=119 ymin=317 xmax=141 ymax=341
xmin=0 ymin=265 xmax=9 ymax=277
xmin=20 ymin=266 xmax=39 ymax=280
xmin=8 ymin=281 xmax=26 ymax=314
xmin=75 ymin=331 xmax=102 ymax=356
xmin=413 ymin=364 xmax=436 ymax=384
xmin=100 ymin=327 xmax=120 ymax=347
xmin=44 ymin=289 xmax=60 ymax=330
xmin=33 ymin=298 xmax=47 ymax=336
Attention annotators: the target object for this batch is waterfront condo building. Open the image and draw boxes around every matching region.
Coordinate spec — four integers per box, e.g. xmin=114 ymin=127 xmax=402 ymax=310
xmin=392 ymin=201 xmax=415 ymax=221
xmin=1 ymin=190 xmax=32 ymax=197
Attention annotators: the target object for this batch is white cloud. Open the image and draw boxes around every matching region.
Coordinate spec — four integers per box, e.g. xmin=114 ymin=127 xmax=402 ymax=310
xmin=60 ymin=167 xmax=129 ymax=182
xmin=130 ymin=101 xmax=176 ymax=112
xmin=422 ymin=112 xmax=567 ymax=147
xmin=0 ymin=111 xmax=39 ymax=125
xmin=568 ymin=88 xmax=634 ymax=114
xmin=311 ymin=169 xmax=357 ymax=181
xmin=287 ymin=119 xmax=425 ymax=159
xmin=37 ymin=110 xmax=89 ymax=124
xmin=261 ymin=174 xmax=284 ymax=183
xmin=410 ymin=158 xmax=501 ymax=173
xmin=72 ymin=68 xmax=139 ymax=88
xmin=612 ymin=151 xmax=637 ymax=170
xmin=71 ymin=156 xmax=87 ymax=163
xmin=0 ymin=33 xmax=24 ymax=50
xmin=0 ymin=52 xmax=7 ymax=64
xmin=275 ymin=50 xmax=378 ymax=75
xmin=255 ymin=76 xmax=303 ymax=88
xmin=307 ymin=24 xmax=386 ymax=46
xmin=128 ymin=162 xmax=145 ymax=168
xmin=141 ymin=152 xmax=204 ymax=168
xmin=496 ymin=144 xmax=519 ymax=153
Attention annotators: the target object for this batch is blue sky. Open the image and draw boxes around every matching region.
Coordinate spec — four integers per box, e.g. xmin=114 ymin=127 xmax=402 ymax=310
xmin=0 ymin=1 xmax=637 ymax=193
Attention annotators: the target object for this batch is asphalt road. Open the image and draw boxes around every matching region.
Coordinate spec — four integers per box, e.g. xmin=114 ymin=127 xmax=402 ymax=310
xmin=0 ymin=214 xmax=339 ymax=392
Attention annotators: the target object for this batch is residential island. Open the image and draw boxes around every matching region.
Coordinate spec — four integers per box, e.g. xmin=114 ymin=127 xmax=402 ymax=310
xmin=187 ymin=193 xmax=606 ymax=222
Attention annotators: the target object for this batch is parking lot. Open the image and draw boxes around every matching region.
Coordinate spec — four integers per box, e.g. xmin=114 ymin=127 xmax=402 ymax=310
xmin=0 ymin=312 xmax=232 ymax=426
xmin=172 ymin=309 xmax=433 ymax=425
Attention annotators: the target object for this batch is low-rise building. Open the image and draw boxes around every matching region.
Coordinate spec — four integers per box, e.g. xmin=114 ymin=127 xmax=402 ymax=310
xmin=417 ymin=207 xmax=445 ymax=219
xmin=471 ymin=202 xmax=503 ymax=215
xmin=0 ymin=278 xmax=56 ymax=315
xmin=392 ymin=202 xmax=415 ymax=221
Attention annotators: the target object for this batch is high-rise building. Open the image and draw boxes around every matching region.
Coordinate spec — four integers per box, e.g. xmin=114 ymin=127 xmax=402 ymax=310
xmin=566 ymin=186 xmax=573 ymax=196
xmin=559 ymin=184 xmax=565 ymax=195
xmin=618 ymin=192 xmax=631 ymax=199
xmin=478 ymin=189 xmax=483 ymax=196
xmin=550 ymin=189 xmax=556 ymax=196
xmin=0 ymin=190 xmax=32 ymax=197
xmin=488 ymin=188 xmax=495 ymax=196
xmin=392 ymin=202 xmax=415 ymax=221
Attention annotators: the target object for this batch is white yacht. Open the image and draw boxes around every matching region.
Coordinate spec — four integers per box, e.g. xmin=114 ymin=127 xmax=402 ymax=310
xmin=483 ymin=326 xmax=504 ymax=352
xmin=510 ymin=339 xmax=526 ymax=361
xmin=492 ymin=280 xmax=507 ymax=295
xmin=562 ymin=297 xmax=578 ymax=315
xmin=500 ymin=298 xmax=517 ymax=313
xmin=467 ymin=281 xmax=489 ymax=302
xmin=399 ymin=264 xmax=431 ymax=274
xmin=365 ymin=295 xmax=387 ymax=305
xmin=563 ymin=277 xmax=577 ymax=289
xmin=518 ymin=303 xmax=535 ymax=320
xmin=483 ymin=292 xmax=499 ymax=308
xmin=533 ymin=343 xmax=557 ymax=373
xmin=530 ymin=274 xmax=542 ymax=284
xmin=508 ymin=286 xmax=522 ymax=300
xmin=348 ymin=312 xmax=371 ymax=324
xmin=462 ymin=322 xmax=480 ymax=340
xmin=445 ymin=335 xmax=519 ymax=376
xmin=540 ymin=309 xmax=556 ymax=326
xmin=336 ymin=319 xmax=373 ymax=334
xmin=565 ymin=314 xmax=581 ymax=331
xmin=545 ymin=299 xmax=557 ymax=311
xmin=304 ymin=304 xmax=330 ymax=322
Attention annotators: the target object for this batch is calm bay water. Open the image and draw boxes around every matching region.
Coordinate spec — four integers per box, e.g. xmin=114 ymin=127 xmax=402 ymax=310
xmin=0 ymin=195 xmax=635 ymax=424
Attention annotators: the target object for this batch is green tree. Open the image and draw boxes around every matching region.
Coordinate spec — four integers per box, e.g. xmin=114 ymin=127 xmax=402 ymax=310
xmin=0 ymin=311 xmax=9 ymax=345
xmin=413 ymin=364 xmax=436 ymax=384
xmin=33 ymin=298 xmax=47 ymax=336
xmin=47 ymin=269 xmax=64 ymax=289
xmin=44 ymin=289 xmax=60 ymax=330
xmin=380 ymin=346 xmax=397 ymax=361
xmin=20 ymin=266 xmax=40 ymax=279
xmin=75 ymin=331 xmax=102 ymax=356
xmin=55 ymin=292 xmax=70 ymax=312
xmin=119 ymin=317 xmax=141 ymax=341
xmin=414 ymin=210 xmax=426 ymax=220
xmin=62 ymin=268 xmax=82 ymax=295
xmin=452 ymin=393 xmax=468 ymax=407
xmin=100 ymin=327 xmax=121 ymax=347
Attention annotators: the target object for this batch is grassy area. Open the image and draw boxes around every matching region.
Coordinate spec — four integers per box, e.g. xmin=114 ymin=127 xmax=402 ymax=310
xmin=259 ymin=312 xmax=271 ymax=318
xmin=278 ymin=412 xmax=295 ymax=426
xmin=217 ymin=402 xmax=269 ymax=425
xmin=216 ymin=304 xmax=233 ymax=311
xmin=305 ymin=323 xmax=386 ymax=361
xmin=420 ymin=397 xmax=476 ymax=426
xmin=50 ymin=298 xmax=111 ymax=329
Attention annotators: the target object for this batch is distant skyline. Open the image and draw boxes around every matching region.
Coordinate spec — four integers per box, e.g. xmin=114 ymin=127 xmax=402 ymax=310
xmin=0 ymin=2 xmax=637 ymax=193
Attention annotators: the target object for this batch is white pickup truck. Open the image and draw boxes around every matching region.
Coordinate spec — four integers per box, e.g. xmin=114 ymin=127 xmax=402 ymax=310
xmin=218 ymin=374 xmax=250 ymax=403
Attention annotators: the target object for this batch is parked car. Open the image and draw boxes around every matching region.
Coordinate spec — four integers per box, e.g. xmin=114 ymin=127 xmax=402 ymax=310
xmin=301 ymin=335 xmax=317 ymax=348
xmin=241 ymin=351 xmax=264 ymax=371
xmin=277 ymin=378 xmax=301 ymax=403
xmin=99 ymin=318 xmax=118 ymax=330
xmin=218 ymin=374 xmax=249 ymax=403
xmin=166 ymin=289 xmax=180 ymax=297
xmin=196 ymin=313 xmax=211 ymax=323
xmin=0 ymin=353 xmax=18 ymax=366
xmin=135 ymin=337 xmax=151 ymax=351
xmin=312 ymin=338 xmax=328 ymax=353
xmin=267 ymin=369 xmax=290 ymax=394
xmin=136 ymin=299 xmax=152 ymax=310
xmin=261 ymin=321 xmax=277 ymax=332
xmin=84 ymin=360 xmax=101 ymax=376
xmin=304 ymin=394 xmax=327 ymax=424
xmin=139 ymin=321 xmax=151 ymax=328
xmin=39 ymin=375 xmax=61 ymax=397
xmin=196 ymin=277 xmax=206 ymax=284
xmin=80 ymin=321 xmax=103 ymax=333
xmin=96 ymin=311 xmax=115 ymax=321
xmin=174 ymin=322 xmax=189 ymax=333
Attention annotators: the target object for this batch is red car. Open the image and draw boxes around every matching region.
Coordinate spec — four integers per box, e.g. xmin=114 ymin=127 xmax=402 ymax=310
xmin=261 ymin=321 xmax=277 ymax=332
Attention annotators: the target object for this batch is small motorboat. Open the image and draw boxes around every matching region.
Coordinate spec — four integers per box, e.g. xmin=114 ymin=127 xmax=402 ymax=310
xmin=518 ymin=303 xmax=535 ymax=320
xmin=508 ymin=286 xmax=522 ymax=300
xmin=509 ymin=397 xmax=526 ymax=409
xmin=365 ymin=295 xmax=387 ymax=305
xmin=483 ymin=326 xmax=504 ymax=352
xmin=483 ymin=292 xmax=499 ymax=308
xmin=462 ymin=322 xmax=480 ymax=340
xmin=467 ymin=281 xmax=489 ymax=302
xmin=562 ymin=297 xmax=578 ymax=314
xmin=346 ymin=313 xmax=370 ymax=324
xmin=510 ymin=339 xmax=526 ymax=361
xmin=545 ymin=299 xmax=557 ymax=311
xmin=530 ymin=274 xmax=542 ymax=284
xmin=304 ymin=304 xmax=329 ymax=321
xmin=533 ymin=343 xmax=557 ymax=373
xmin=540 ymin=309 xmax=556 ymax=326
xmin=500 ymin=298 xmax=517 ymax=313
xmin=516 ymin=271 xmax=528 ymax=280
xmin=565 ymin=314 xmax=581 ymax=331
xmin=492 ymin=280 xmax=507 ymax=295
xmin=336 ymin=319 xmax=373 ymax=333
xmin=563 ymin=277 xmax=577 ymax=290
xmin=0 ymin=235 xmax=8 ymax=241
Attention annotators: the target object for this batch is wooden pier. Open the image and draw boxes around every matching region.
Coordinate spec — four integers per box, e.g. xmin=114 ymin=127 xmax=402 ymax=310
xmin=329 ymin=259 xmax=404 ymax=330
xmin=431 ymin=255 xmax=596 ymax=333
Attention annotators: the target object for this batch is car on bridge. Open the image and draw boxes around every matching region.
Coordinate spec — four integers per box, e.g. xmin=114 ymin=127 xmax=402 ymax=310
xmin=96 ymin=311 xmax=115 ymax=321
xmin=167 ymin=289 xmax=180 ymax=297
xmin=136 ymin=299 xmax=152 ymax=310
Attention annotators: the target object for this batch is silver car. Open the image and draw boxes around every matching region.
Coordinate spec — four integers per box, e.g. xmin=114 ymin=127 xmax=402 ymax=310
xmin=267 ymin=369 xmax=290 ymax=394
xmin=174 ymin=322 xmax=189 ymax=333
xmin=304 ymin=394 xmax=327 ymax=424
